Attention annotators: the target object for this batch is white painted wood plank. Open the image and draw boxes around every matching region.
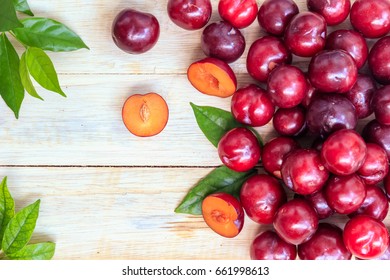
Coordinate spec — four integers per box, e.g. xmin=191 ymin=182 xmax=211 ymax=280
xmin=0 ymin=74 xmax=283 ymax=166
xmin=2 ymin=167 xmax=370 ymax=260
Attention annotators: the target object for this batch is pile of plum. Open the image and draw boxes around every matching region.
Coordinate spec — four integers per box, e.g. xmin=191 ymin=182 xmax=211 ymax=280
xmin=182 ymin=0 xmax=390 ymax=260
xmin=112 ymin=0 xmax=390 ymax=260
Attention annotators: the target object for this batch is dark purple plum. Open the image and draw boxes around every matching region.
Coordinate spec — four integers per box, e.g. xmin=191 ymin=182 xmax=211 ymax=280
xmin=372 ymin=85 xmax=390 ymax=126
xmin=112 ymin=9 xmax=160 ymax=54
xmin=362 ymin=120 xmax=390 ymax=160
xmin=201 ymin=21 xmax=245 ymax=63
xmin=369 ymin=36 xmax=390 ymax=85
xmin=258 ymin=0 xmax=299 ymax=36
xmin=306 ymin=93 xmax=358 ymax=137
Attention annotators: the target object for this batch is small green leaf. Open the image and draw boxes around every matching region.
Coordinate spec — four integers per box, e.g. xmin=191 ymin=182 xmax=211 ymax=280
xmin=0 ymin=177 xmax=15 ymax=248
xmin=26 ymin=47 xmax=66 ymax=97
xmin=175 ymin=166 xmax=255 ymax=215
xmin=7 ymin=242 xmax=55 ymax=260
xmin=0 ymin=0 xmax=23 ymax=32
xmin=20 ymin=51 xmax=43 ymax=100
xmin=12 ymin=17 xmax=89 ymax=52
xmin=190 ymin=103 xmax=242 ymax=147
xmin=0 ymin=33 xmax=25 ymax=118
xmin=2 ymin=200 xmax=40 ymax=255
xmin=12 ymin=0 xmax=34 ymax=16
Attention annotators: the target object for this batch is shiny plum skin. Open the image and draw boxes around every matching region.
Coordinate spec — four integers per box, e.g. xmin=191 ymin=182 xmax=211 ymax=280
xmin=345 ymin=74 xmax=376 ymax=119
xmin=306 ymin=93 xmax=358 ymax=137
xmin=250 ymin=230 xmax=297 ymax=260
xmin=218 ymin=127 xmax=261 ymax=172
xmin=357 ymin=143 xmax=389 ymax=185
xmin=273 ymin=106 xmax=306 ymax=136
xmin=325 ymin=29 xmax=368 ymax=69
xmin=167 ymin=0 xmax=211 ymax=30
xmin=112 ymin=9 xmax=160 ymax=54
xmin=218 ymin=0 xmax=258 ymax=29
xmin=343 ymin=215 xmax=389 ymax=259
xmin=350 ymin=0 xmax=390 ymax=39
xmin=305 ymin=189 xmax=334 ymax=219
xmin=262 ymin=136 xmax=300 ymax=179
xmin=201 ymin=21 xmax=245 ymax=63
xmin=321 ymin=129 xmax=367 ymax=176
xmin=240 ymin=174 xmax=287 ymax=224
xmin=281 ymin=148 xmax=329 ymax=195
xmin=246 ymin=36 xmax=292 ymax=83
xmin=324 ymin=174 xmax=367 ymax=215
xmin=273 ymin=198 xmax=319 ymax=245
xmin=362 ymin=120 xmax=390 ymax=160
xmin=368 ymin=36 xmax=390 ymax=85
xmin=267 ymin=65 xmax=308 ymax=108
xmin=307 ymin=0 xmax=351 ymax=26
xmin=284 ymin=12 xmax=327 ymax=57
xmin=258 ymin=0 xmax=299 ymax=36
xmin=372 ymin=85 xmax=390 ymax=126
xmin=231 ymin=84 xmax=275 ymax=127
xmin=308 ymin=50 xmax=358 ymax=94
xmin=298 ymin=223 xmax=352 ymax=260
xmin=349 ymin=185 xmax=389 ymax=221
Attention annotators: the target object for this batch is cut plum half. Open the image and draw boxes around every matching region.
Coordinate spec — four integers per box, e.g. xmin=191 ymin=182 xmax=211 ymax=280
xmin=122 ymin=92 xmax=169 ymax=137
xmin=187 ymin=57 xmax=237 ymax=98
xmin=202 ymin=192 xmax=244 ymax=238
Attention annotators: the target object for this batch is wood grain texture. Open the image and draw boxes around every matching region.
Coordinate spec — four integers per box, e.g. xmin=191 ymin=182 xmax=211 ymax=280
xmin=0 ymin=73 xmax=280 ymax=166
xmin=1 ymin=0 xmax=383 ymax=261
xmin=3 ymin=167 xmax=269 ymax=260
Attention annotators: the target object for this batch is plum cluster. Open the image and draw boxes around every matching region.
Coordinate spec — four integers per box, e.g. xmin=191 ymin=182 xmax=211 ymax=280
xmin=179 ymin=0 xmax=390 ymax=260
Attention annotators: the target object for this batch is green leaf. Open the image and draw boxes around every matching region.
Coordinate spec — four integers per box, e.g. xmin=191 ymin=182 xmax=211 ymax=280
xmin=7 ymin=242 xmax=55 ymax=260
xmin=2 ymin=200 xmax=40 ymax=255
xmin=20 ymin=51 xmax=43 ymax=100
xmin=26 ymin=47 xmax=66 ymax=97
xmin=12 ymin=17 xmax=89 ymax=52
xmin=175 ymin=166 xmax=255 ymax=215
xmin=0 ymin=177 xmax=15 ymax=248
xmin=0 ymin=33 xmax=25 ymax=118
xmin=0 ymin=0 xmax=23 ymax=32
xmin=12 ymin=0 xmax=34 ymax=16
xmin=190 ymin=103 xmax=242 ymax=147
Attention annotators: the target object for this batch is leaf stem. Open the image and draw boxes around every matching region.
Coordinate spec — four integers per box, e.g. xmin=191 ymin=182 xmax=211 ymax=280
xmin=0 ymin=250 xmax=5 ymax=259
xmin=8 ymin=30 xmax=28 ymax=49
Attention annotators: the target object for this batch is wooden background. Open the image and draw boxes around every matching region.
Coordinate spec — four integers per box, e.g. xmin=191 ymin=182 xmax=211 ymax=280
xmin=1 ymin=0 xmax=386 ymax=260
